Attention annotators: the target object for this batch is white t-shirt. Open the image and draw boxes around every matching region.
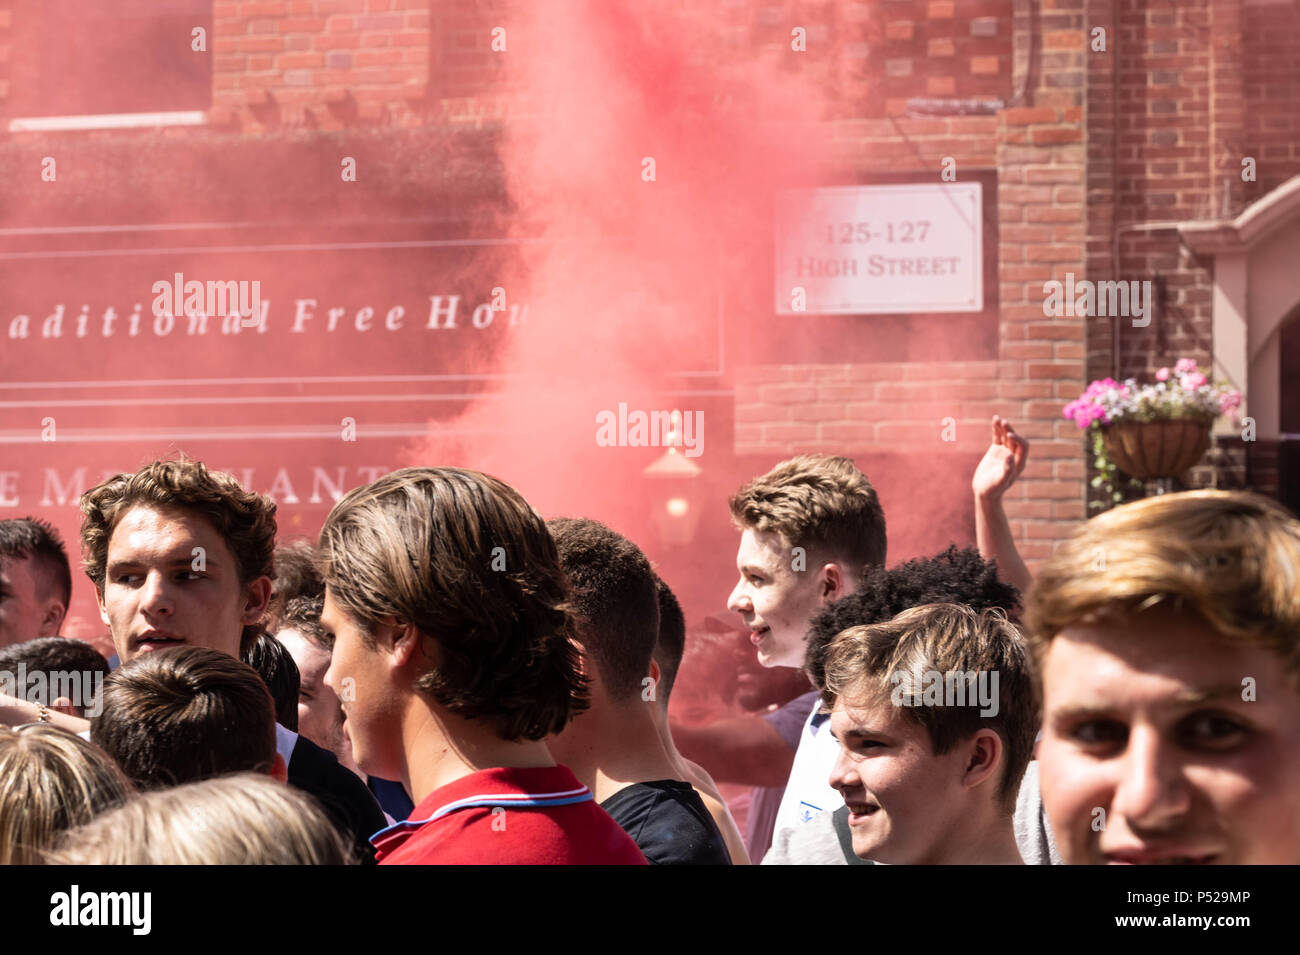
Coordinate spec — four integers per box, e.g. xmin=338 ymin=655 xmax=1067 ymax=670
xmin=274 ymin=722 xmax=299 ymax=766
xmin=771 ymin=704 xmax=841 ymax=837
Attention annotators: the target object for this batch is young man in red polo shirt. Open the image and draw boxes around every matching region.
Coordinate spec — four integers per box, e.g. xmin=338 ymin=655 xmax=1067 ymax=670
xmin=316 ymin=466 xmax=645 ymax=865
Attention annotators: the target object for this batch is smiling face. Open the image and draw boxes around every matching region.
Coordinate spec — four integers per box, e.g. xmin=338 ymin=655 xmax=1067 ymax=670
xmin=828 ymin=690 xmax=972 ymax=864
xmin=1037 ymin=609 xmax=1300 ymax=865
xmin=727 ymin=527 xmax=833 ymax=669
xmin=96 ymin=505 xmax=270 ymax=664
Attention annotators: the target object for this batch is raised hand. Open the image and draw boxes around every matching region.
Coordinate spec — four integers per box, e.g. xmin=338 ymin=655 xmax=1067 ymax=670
xmin=972 ymin=415 xmax=1029 ymax=501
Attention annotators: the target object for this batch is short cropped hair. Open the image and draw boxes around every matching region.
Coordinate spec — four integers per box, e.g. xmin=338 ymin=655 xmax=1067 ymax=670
xmin=0 ymin=517 xmax=72 ymax=610
xmin=49 ymin=773 xmax=353 ymax=865
xmin=80 ymin=459 xmax=277 ymax=656
xmin=729 ymin=454 xmax=886 ymax=571
xmin=653 ymin=576 xmax=686 ymax=702
xmin=0 ymin=636 xmax=109 ymax=681
xmin=316 ymin=467 xmax=587 ymax=741
xmin=243 ymin=631 xmax=301 ymax=731
xmin=91 ymin=647 xmax=277 ymax=790
xmin=0 ymin=638 xmax=110 ymax=718
xmin=1025 ymin=490 xmax=1300 ymax=687
xmin=823 ymin=603 xmax=1038 ymax=809
xmin=0 ymin=724 xmax=133 ymax=865
xmin=548 ymin=518 xmax=660 ymax=703
xmin=805 ymin=546 xmax=1021 ymax=692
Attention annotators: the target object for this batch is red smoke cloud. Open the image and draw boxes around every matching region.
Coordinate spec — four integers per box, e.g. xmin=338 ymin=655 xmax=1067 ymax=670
xmin=406 ymin=1 xmax=840 ymax=628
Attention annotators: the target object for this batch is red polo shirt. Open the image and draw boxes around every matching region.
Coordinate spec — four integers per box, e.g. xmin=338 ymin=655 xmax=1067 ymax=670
xmin=371 ymin=765 xmax=647 ymax=865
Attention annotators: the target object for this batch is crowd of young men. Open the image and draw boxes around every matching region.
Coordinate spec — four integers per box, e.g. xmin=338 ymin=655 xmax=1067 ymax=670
xmin=0 ymin=413 xmax=1297 ymax=865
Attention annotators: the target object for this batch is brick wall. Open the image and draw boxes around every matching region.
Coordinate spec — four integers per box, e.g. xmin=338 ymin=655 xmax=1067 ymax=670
xmin=1242 ymin=0 xmax=1300 ymax=203
xmin=1102 ymin=0 xmax=1217 ymax=411
xmin=417 ymin=0 xmax=1018 ymax=118
xmin=211 ymin=0 xmax=430 ymax=130
xmin=1090 ymin=0 xmax=1298 ymax=384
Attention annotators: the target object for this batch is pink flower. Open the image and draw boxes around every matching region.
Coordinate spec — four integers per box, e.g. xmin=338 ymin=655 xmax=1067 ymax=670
xmin=1175 ymin=358 xmax=1198 ymax=374
xmin=1155 ymin=367 xmax=1170 ymax=381
xmin=1181 ymin=372 xmax=1207 ymax=390
xmin=1219 ymin=390 xmax=1242 ymax=413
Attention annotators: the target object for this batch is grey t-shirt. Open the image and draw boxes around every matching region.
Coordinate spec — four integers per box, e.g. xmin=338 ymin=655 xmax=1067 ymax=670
xmin=1013 ymin=760 xmax=1062 ymax=865
xmin=763 ymin=807 xmax=872 ymax=865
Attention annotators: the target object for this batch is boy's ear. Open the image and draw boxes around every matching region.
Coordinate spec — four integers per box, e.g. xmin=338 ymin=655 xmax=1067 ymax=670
xmin=390 ymin=621 xmax=425 ymax=667
xmin=241 ymin=575 xmax=274 ymax=626
xmin=648 ymin=658 xmax=661 ymax=684
xmin=961 ymin=729 xmax=1004 ymax=792
xmin=270 ymin=752 xmax=288 ymax=783
xmin=95 ymin=587 xmax=111 ymax=628
xmin=39 ymin=599 xmax=67 ymax=638
xmin=820 ymin=562 xmax=845 ymax=600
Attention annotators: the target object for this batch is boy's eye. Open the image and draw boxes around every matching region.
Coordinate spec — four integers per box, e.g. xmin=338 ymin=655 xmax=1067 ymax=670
xmin=1178 ymin=712 xmax=1249 ymax=749
xmin=835 ymin=737 xmax=882 ymax=756
xmin=1071 ymin=719 xmax=1128 ymax=747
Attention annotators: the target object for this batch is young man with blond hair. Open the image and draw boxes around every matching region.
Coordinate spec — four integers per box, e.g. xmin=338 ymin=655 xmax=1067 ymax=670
xmin=672 ymin=453 xmax=887 ymax=859
xmin=1027 ymin=489 xmax=1300 ymax=865
xmin=728 ymin=454 xmax=888 ymax=840
xmin=822 ymin=602 xmax=1038 ymax=864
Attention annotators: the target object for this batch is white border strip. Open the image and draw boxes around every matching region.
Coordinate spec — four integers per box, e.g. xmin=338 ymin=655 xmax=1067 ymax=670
xmin=8 ymin=111 xmax=208 ymax=133
xmin=0 ymin=388 xmax=734 ymax=409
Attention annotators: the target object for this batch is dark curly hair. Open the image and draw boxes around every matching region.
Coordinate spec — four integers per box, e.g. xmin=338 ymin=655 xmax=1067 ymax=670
xmin=804 ymin=546 xmax=1021 ymax=692
xmin=316 ymin=467 xmax=587 ymax=742
xmin=276 ymin=595 xmax=329 ymax=650
xmin=264 ymin=540 xmax=324 ymax=634
xmin=79 ymin=458 xmax=277 ymax=657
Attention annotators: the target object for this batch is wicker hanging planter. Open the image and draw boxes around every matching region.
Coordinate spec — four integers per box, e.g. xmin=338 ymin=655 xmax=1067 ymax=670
xmin=1100 ymin=418 xmax=1212 ymax=480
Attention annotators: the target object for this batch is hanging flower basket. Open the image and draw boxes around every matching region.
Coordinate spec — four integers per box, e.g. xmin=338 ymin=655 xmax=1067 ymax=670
xmin=1100 ymin=418 xmax=1212 ymax=480
xmin=1063 ymin=358 xmax=1242 ymax=508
